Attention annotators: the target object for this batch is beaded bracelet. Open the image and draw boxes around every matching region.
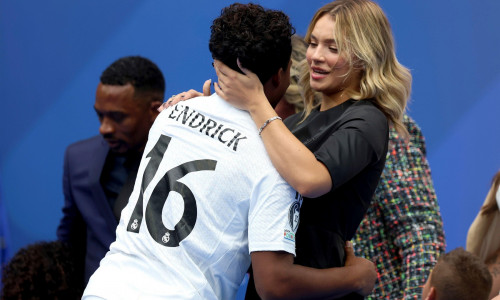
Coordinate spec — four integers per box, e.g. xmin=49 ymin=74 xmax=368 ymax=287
xmin=258 ymin=116 xmax=282 ymax=136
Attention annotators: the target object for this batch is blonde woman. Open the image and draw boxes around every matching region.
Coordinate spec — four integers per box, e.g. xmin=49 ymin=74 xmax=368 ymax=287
xmin=212 ymin=1 xmax=410 ymax=299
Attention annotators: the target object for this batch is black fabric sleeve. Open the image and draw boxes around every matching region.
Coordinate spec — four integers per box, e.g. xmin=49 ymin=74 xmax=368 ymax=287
xmin=315 ymin=105 xmax=388 ymax=189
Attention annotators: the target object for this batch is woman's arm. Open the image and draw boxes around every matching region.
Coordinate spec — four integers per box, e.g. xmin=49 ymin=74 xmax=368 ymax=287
xmin=214 ymin=60 xmax=331 ymax=198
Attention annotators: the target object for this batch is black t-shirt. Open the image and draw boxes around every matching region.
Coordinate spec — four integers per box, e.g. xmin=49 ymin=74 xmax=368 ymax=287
xmin=285 ymin=100 xmax=389 ymax=268
xmin=245 ymin=99 xmax=388 ymax=300
xmin=285 ymin=99 xmax=388 ymax=270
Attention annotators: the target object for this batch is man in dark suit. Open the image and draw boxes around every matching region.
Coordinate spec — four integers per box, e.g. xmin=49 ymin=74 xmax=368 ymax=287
xmin=56 ymin=56 xmax=165 ymax=288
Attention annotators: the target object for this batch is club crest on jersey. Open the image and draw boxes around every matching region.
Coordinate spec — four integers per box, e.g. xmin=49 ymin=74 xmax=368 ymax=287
xmin=288 ymin=200 xmax=300 ymax=232
xmin=284 ymin=198 xmax=300 ymax=242
xmin=162 ymin=232 xmax=171 ymax=243
xmin=130 ymin=219 xmax=139 ymax=230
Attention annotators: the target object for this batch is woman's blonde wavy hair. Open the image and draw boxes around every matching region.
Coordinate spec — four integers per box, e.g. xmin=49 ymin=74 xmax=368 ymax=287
xmin=300 ymin=0 xmax=412 ymax=137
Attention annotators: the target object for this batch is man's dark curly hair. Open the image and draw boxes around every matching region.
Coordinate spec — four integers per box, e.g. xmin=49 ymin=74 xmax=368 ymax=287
xmin=209 ymin=3 xmax=295 ymax=84
xmin=1 ymin=241 xmax=82 ymax=300
xmin=100 ymin=55 xmax=165 ymax=101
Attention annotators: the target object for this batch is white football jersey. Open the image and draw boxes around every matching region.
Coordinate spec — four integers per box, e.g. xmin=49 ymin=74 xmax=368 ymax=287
xmin=83 ymin=94 xmax=301 ymax=300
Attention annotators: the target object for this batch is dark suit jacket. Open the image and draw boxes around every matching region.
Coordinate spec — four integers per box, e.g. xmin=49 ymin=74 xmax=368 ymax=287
xmin=57 ymin=135 xmax=119 ymax=285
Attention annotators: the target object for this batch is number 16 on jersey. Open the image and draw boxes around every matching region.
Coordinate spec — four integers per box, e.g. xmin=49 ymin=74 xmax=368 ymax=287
xmin=126 ymin=135 xmax=217 ymax=247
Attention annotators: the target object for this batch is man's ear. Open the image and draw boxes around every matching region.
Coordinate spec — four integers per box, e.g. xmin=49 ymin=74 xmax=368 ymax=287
xmin=271 ymin=68 xmax=284 ymax=87
xmin=425 ymin=287 xmax=436 ymax=300
xmin=150 ymin=100 xmax=163 ymax=117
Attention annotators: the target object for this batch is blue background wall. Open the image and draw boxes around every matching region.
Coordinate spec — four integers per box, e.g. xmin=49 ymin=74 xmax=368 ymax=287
xmin=1 ymin=0 xmax=499 ymax=272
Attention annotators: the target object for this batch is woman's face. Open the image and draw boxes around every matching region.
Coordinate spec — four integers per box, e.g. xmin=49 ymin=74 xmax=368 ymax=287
xmin=306 ymin=15 xmax=361 ymax=100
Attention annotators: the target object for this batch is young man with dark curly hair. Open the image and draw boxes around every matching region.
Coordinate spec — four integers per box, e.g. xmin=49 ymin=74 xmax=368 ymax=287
xmin=83 ymin=3 xmax=376 ymax=300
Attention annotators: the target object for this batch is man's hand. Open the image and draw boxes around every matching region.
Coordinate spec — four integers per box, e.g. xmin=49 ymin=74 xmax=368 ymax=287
xmin=157 ymin=79 xmax=212 ymax=112
xmin=344 ymin=241 xmax=377 ymax=296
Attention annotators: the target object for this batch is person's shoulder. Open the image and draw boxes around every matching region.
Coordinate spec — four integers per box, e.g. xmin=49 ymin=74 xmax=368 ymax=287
xmin=342 ymin=99 xmax=388 ymax=132
xmin=349 ymin=99 xmax=386 ymax=120
xmin=66 ymin=135 xmax=105 ymax=155
xmin=403 ymin=114 xmax=427 ymax=155
xmin=185 ymin=93 xmax=224 ymax=106
xmin=344 ymin=100 xmax=388 ymax=153
xmin=283 ymin=111 xmax=306 ymax=129
xmin=201 ymin=93 xmax=247 ymax=114
xmin=169 ymin=93 xmax=246 ymax=117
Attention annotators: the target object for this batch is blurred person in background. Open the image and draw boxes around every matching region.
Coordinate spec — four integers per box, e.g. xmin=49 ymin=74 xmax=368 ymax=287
xmin=56 ymin=56 xmax=165 ymax=288
xmin=467 ymin=170 xmax=500 ymax=299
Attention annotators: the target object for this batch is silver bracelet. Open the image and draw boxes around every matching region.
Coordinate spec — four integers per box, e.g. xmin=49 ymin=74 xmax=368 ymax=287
xmin=258 ymin=116 xmax=282 ymax=136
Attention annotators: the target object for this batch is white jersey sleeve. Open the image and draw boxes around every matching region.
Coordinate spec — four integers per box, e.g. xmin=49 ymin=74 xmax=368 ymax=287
xmin=249 ymin=170 xmax=302 ymax=255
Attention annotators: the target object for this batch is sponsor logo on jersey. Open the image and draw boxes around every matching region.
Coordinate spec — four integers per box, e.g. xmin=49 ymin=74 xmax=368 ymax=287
xmin=284 ymin=229 xmax=295 ymax=242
